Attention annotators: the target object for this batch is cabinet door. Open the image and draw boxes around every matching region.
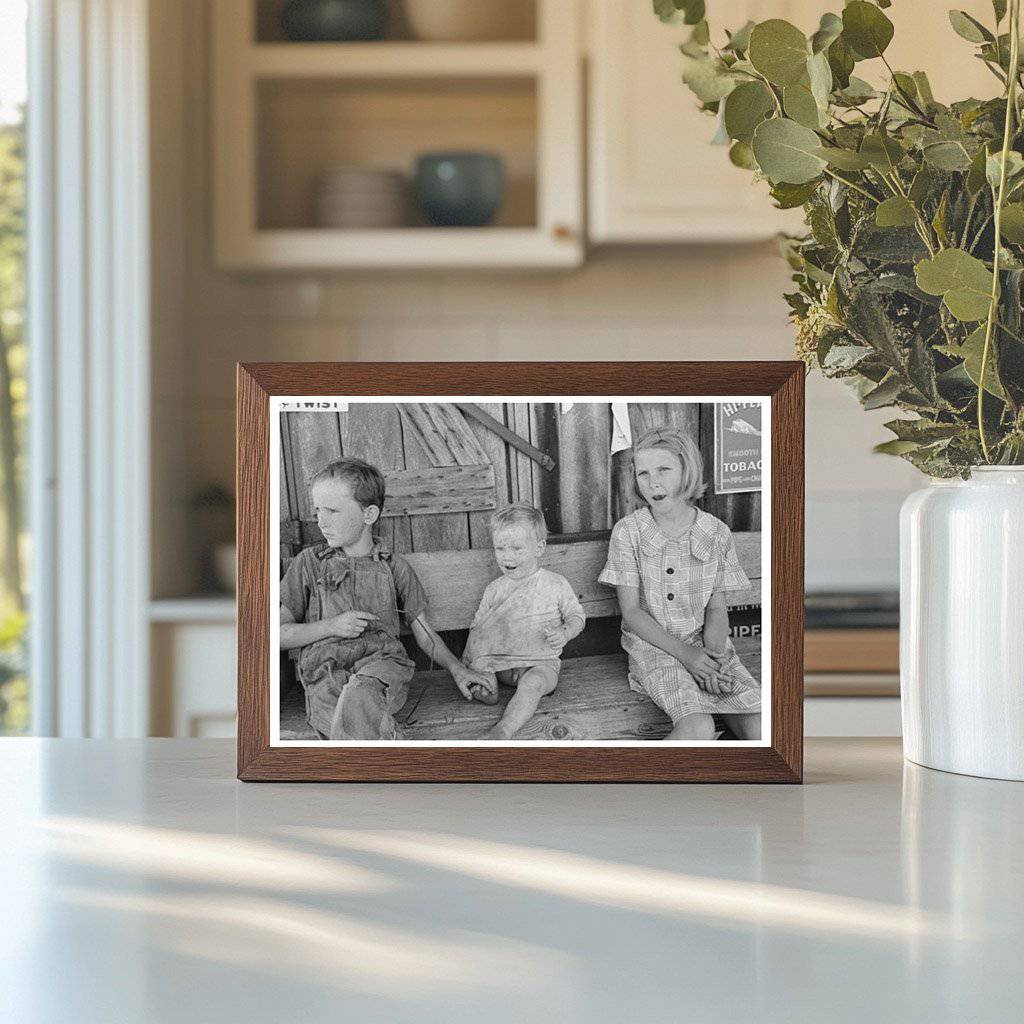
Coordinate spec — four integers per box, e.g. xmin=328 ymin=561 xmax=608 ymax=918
xmin=588 ymin=1 xmax=1002 ymax=244
xmin=589 ymin=1 xmax=814 ymax=243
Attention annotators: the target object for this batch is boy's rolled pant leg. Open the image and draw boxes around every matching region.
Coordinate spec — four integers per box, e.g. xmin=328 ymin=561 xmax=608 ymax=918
xmin=327 ymin=639 xmax=415 ymax=741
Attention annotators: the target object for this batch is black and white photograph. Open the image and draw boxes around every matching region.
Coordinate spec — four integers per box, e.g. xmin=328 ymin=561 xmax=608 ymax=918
xmin=271 ymin=396 xmax=770 ymax=746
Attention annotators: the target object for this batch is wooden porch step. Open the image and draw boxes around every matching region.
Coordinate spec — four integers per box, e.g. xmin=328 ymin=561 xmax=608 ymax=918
xmin=281 ymin=637 xmax=761 ymax=742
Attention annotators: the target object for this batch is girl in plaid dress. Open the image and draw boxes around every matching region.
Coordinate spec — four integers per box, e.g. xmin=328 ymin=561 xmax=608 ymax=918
xmin=599 ymin=427 xmax=760 ymax=741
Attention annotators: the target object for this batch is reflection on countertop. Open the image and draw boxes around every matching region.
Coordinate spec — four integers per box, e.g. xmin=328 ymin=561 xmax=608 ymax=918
xmin=1 ymin=739 xmax=1022 ymax=1023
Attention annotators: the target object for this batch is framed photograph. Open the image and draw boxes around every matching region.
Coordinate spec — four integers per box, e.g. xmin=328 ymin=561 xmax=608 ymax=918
xmin=237 ymin=362 xmax=804 ymax=782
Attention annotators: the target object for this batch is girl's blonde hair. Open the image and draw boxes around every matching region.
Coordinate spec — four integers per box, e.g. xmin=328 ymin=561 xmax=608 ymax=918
xmin=631 ymin=426 xmax=707 ymax=504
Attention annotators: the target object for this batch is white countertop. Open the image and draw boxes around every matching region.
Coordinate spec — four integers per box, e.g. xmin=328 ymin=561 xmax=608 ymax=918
xmin=1 ymin=738 xmax=1021 ymax=1023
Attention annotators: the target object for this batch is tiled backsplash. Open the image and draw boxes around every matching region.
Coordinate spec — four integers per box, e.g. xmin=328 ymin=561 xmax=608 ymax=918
xmin=166 ymin=248 xmax=918 ymax=595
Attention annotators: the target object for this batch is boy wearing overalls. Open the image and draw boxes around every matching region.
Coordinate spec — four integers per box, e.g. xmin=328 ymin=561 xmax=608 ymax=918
xmin=279 ymin=458 xmax=481 ymax=740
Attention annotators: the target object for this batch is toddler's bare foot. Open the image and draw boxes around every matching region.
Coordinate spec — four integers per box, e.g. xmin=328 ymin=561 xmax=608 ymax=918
xmin=469 ymin=683 xmax=499 ymax=706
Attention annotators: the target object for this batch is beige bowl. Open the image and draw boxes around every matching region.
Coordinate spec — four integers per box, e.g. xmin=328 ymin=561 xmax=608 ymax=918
xmin=404 ymin=0 xmax=534 ymax=41
xmin=314 ymin=168 xmax=410 ymax=228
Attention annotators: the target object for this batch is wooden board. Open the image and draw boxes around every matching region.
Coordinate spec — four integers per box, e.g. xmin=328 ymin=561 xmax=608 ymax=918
xmin=530 ymin=402 xmax=561 ymax=531
xmin=398 ymin=640 xmax=762 ymax=741
xmin=467 ymin=401 xmax=512 ymax=549
xmin=283 ymin=639 xmax=763 ymax=743
xmin=508 ymin=402 xmax=538 ymax=506
xmin=404 ymin=533 xmax=762 ymax=632
xmin=284 ymin=410 xmax=343 ymax=523
xmin=279 ymin=412 xmax=296 ymax=524
xmin=398 ymin=403 xmax=489 ymax=467
xmin=400 ymin=408 xmax=471 ymax=552
xmin=557 ymin=403 xmax=611 ymax=534
xmin=346 ymin=402 xmax=412 ymax=553
xmin=380 ymin=464 xmax=496 ymax=518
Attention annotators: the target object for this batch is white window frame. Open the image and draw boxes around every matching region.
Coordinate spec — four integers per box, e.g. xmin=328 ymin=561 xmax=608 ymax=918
xmin=28 ymin=0 xmax=150 ymax=737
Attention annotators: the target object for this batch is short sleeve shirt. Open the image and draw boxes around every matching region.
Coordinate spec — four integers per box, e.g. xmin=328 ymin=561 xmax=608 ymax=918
xmin=280 ymin=543 xmax=429 ymax=639
xmin=598 ymin=507 xmax=751 ymax=649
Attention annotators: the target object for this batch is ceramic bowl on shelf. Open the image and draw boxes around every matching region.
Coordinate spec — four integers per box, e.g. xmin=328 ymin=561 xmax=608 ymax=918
xmin=414 ymin=152 xmax=504 ymax=227
xmin=403 ymin=0 xmax=534 ymax=42
xmin=314 ymin=167 xmax=409 ymax=228
xmin=280 ymin=0 xmax=388 ymax=42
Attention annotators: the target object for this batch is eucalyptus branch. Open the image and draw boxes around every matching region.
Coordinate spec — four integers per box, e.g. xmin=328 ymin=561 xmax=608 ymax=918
xmin=979 ymin=0 xmax=1021 ymax=462
xmin=821 ymin=167 xmax=881 ymax=204
xmin=880 ymin=54 xmax=929 ymax=120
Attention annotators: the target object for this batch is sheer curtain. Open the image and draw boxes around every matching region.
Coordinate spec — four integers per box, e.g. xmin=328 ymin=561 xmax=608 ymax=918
xmin=28 ymin=0 xmax=150 ymax=736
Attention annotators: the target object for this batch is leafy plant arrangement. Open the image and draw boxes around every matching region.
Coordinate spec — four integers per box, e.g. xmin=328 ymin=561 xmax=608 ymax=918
xmin=658 ymin=0 xmax=1024 ymax=474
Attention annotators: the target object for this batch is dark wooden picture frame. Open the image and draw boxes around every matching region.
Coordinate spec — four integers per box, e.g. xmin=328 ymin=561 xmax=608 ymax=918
xmin=238 ymin=362 xmax=804 ymax=782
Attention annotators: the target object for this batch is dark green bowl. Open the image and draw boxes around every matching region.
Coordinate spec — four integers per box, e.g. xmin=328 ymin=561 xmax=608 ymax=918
xmin=280 ymin=0 xmax=388 ymax=42
xmin=415 ymin=152 xmax=505 ymax=228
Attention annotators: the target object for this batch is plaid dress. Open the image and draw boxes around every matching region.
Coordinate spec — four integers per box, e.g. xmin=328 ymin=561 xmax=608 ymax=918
xmin=598 ymin=508 xmax=760 ymax=723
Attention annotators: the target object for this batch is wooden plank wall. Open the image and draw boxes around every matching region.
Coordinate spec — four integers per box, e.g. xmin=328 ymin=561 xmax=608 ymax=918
xmin=280 ymin=402 xmax=761 ymax=557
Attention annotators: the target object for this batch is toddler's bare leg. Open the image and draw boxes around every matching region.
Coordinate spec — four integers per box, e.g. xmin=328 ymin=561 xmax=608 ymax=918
xmin=667 ymin=713 xmax=717 ymax=740
xmin=721 ymin=712 xmax=760 ymax=740
xmin=483 ymin=667 xmax=557 ymax=740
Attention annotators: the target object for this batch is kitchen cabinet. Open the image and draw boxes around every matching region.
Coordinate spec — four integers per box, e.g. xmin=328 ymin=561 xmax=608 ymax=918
xmin=587 ymin=1 xmax=811 ymax=243
xmin=212 ymin=0 xmax=583 ymax=269
xmin=587 ymin=0 xmax=999 ymax=243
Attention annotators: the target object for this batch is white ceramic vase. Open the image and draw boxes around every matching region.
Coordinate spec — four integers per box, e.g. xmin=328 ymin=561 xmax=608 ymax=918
xmin=900 ymin=467 xmax=1024 ymax=781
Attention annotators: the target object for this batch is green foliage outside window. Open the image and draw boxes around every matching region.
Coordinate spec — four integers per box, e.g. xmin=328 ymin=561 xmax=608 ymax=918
xmin=0 ymin=111 xmax=27 ymax=733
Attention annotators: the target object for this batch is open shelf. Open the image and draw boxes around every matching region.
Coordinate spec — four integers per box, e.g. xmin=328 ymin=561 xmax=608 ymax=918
xmin=213 ymin=0 xmax=581 ymax=268
xmin=257 ymin=76 xmax=537 ymax=232
xmin=249 ymin=42 xmax=544 ymax=77
xmin=254 ymin=0 xmax=538 ymax=45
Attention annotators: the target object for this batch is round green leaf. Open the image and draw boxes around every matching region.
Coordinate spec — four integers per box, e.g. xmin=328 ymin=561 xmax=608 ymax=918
xmin=828 ymin=35 xmax=855 ymax=88
xmin=923 ymin=141 xmax=972 ymax=171
xmin=748 ymin=19 xmax=809 ymax=87
xmin=874 ymin=439 xmax=921 ymax=456
xmin=783 ymin=83 xmax=821 ymax=129
xmin=729 ymin=140 xmax=758 ymax=170
xmin=959 ymin=325 xmax=1006 ymax=398
xmin=681 ymin=55 xmax=736 ymax=103
xmin=999 ymin=202 xmax=1024 ymax=243
xmin=811 ymin=12 xmax=843 ymax=54
xmin=770 ymin=179 xmax=820 ymax=209
xmin=814 ymin=145 xmax=871 ymax=170
xmin=948 ymin=10 xmax=993 ymax=44
xmin=837 ymin=75 xmax=876 ymax=104
xmin=807 ymin=51 xmax=833 ymax=109
xmin=875 ymin=196 xmax=918 ymax=228
xmin=752 ymin=117 xmax=827 ymax=184
xmin=654 ymin=0 xmax=705 ymax=25
xmin=723 ymin=81 xmax=775 ymax=143
xmin=914 ymin=249 xmax=994 ymax=322
xmin=860 ymin=133 xmax=905 ymax=172
xmin=724 ymin=20 xmax=755 ymax=54
xmin=842 ymin=1 xmax=894 ymax=59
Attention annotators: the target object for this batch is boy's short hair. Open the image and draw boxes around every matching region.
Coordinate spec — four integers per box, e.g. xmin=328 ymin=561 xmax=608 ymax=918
xmin=631 ymin=426 xmax=707 ymax=503
xmin=490 ymin=503 xmax=548 ymax=542
xmin=310 ymin=457 xmax=386 ymax=512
